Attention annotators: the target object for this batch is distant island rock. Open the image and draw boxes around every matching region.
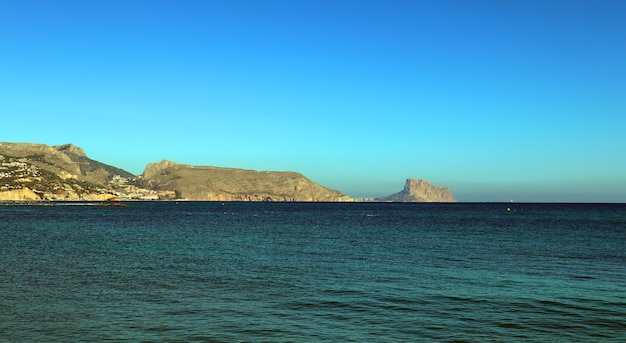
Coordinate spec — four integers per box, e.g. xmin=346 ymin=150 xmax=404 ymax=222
xmin=376 ymin=178 xmax=457 ymax=202
xmin=139 ymin=160 xmax=352 ymax=202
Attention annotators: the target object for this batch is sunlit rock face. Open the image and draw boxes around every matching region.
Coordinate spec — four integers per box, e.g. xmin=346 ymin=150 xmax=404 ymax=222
xmin=377 ymin=178 xmax=457 ymax=202
xmin=0 ymin=142 xmax=135 ymax=201
xmin=140 ymin=160 xmax=353 ymax=202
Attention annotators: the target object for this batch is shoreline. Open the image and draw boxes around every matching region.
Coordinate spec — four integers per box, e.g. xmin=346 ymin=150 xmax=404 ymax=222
xmin=1 ymin=200 xmax=624 ymax=206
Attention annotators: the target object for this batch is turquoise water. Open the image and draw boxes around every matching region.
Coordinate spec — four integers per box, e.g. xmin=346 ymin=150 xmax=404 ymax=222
xmin=1 ymin=202 xmax=624 ymax=342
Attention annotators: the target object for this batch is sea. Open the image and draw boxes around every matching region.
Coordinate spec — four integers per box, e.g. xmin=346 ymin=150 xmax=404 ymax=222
xmin=0 ymin=202 xmax=624 ymax=342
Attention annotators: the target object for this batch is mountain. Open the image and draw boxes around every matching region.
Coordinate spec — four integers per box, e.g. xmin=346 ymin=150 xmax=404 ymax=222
xmin=376 ymin=178 xmax=457 ymax=202
xmin=1 ymin=142 xmax=457 ymax=202
xmin=0 ymin=143 xmax=352 ymax=202
xmin=0 ymin=142 xmax=133 ymax=182
xmin=0 ymin=142 xmax=138 ymax=200
xmin=139 ymin=160 xmax=352 ymax=201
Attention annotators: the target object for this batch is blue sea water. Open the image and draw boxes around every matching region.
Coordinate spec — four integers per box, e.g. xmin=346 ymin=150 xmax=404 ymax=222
xmin=0 ymin=202 xmax=624 ymax=342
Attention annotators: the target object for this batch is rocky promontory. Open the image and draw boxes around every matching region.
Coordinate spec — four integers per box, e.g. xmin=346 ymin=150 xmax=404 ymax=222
xmin=0 ymin=142 xmax=164 ymax=201
xmin=376 ymin=178 xmax=457 ymax=202
xmin=139 ymin=160 xmax=352 ymax=202
xmin=0 ymin=142 xmax=353 ymax=201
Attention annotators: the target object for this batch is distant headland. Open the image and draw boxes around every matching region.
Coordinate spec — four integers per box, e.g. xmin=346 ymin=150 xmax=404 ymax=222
xmin=0 ymin=142 xmax=456 ymax=202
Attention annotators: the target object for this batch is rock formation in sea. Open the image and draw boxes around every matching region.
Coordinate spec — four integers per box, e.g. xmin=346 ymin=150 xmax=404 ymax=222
xmin=376 ymin=178 xmax=457 ymax=202
xmin=139 ymin=160 xmax=352 ymax=202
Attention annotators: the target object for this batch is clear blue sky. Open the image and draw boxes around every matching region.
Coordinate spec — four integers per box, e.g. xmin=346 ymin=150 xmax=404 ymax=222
xmin=1 ymin=0 xmax=624 ymax=202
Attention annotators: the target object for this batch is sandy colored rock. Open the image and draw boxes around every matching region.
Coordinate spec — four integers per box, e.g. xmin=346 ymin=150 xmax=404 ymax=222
xmin=1 ymin=142 xmax=458 ymax=202
xmin=0 ymin=187 xmax=41 ymax=201
xmin=82 ymin=193 xmax=119 ymax=201
xmin=140 ymin=160 xmax=352 ymax=202
xmin=377 ymin=178 xmax=457 ymax=202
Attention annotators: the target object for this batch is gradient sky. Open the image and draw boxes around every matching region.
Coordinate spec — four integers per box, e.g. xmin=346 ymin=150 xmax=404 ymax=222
xmin=1 ymin=0 xmax=624 ymax=202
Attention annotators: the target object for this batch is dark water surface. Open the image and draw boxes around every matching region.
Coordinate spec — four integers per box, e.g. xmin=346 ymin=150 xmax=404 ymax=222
xmin=1 ymin=202 xmax=624 ymax=342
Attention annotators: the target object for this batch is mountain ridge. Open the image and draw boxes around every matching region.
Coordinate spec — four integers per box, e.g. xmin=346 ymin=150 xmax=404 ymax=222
xmin=0 ymin=142 xmax=456 ymax=202
xmin=139 ymin=160 xmax=351 ymax=202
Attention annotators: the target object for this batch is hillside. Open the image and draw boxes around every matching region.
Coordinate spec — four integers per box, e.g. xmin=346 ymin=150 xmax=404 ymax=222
xmin=139 ymin=160 xmax=352 ymax=201
xmin=1 ymin=142 xmax=457 ymax=202
xmin=0 ymin=142 xmax=151 ymax=201
xmin=0 ymin=142 xmax=133 ymax=183
xmin=0 ymin=143 xmax=352 ymax=201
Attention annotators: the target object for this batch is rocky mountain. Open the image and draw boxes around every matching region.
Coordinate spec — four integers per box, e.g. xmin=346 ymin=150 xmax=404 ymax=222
xmin=0 ymin=142 xmax=133 ymax=182
xmin=0 ymin=142 xmax=149 ymax=201
xmin=1 ymin=142 xmax=457 ymax=203
xmin=0 ymin=143 xmax=352 ymax=202
xmin=376 ymin=178 xmax=457 ymax=202
xmin=139 ymin=160 xmax=352 ymax=202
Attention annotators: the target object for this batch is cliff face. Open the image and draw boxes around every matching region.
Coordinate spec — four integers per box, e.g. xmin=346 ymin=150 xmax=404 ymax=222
xmin=377 ymin=178 xmax=457 ymax=202
xmin=140 ymin=160 xmax=352 ymax=202
xmin=0 ymin=187 xmax=41 ymax=201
